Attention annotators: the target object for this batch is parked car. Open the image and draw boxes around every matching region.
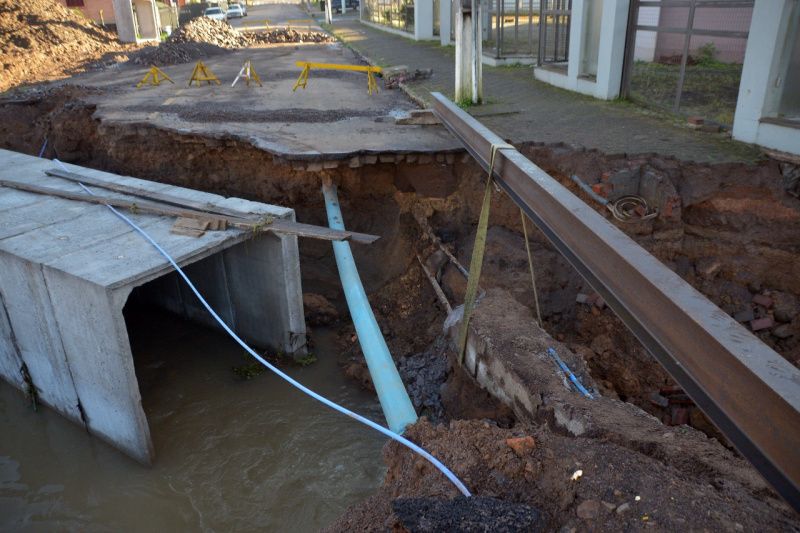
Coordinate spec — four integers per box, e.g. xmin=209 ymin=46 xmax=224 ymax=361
xmin=203 ymin=6 xmax=227 ymax=21
xmin=230 ymin=2 xmax=247 ymax=16
xmin=226 ymin=4 xmax=244 ymax=18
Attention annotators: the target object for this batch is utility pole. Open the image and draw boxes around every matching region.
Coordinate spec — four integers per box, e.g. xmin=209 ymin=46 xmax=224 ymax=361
xmin=325 ymin=0 xmax=333 ymax=24
xmin=454 ymin=0 xmax=483 ymax=104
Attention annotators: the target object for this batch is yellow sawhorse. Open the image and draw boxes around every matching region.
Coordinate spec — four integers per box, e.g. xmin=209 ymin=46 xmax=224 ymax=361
xmin=136 ymin=65 xmax=174 ymax=88
xmin=188 ymin=61 xmax=221 ymax=86
xmin=292 ymin=61 xmax=382 ymax=95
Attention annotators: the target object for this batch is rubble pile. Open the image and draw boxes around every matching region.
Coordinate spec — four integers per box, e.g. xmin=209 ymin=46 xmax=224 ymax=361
xmin=248 ymin=28 xmax=334 ymax=44
xmin=168 ymin=17 xmax=249 ymax=48
xmin=131 ymin=18 xmax=334 ymax=66
xmin=0 ymin=0 xmax=126 ymax=92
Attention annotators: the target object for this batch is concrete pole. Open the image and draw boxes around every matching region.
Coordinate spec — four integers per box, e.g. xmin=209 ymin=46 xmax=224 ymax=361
xmin=455 ymin=0 xmax=482 ymax=104
xmin=341 ymin=0 xmax=346 ymax=14
xmin=325 ymin=0 xmax=333 ymax=24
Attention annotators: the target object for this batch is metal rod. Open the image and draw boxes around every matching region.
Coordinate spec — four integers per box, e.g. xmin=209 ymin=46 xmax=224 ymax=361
xmin=674 ymin=0 xmax=697 ymax=113
xmin=430 ymin=91 xmax=800 ymax=511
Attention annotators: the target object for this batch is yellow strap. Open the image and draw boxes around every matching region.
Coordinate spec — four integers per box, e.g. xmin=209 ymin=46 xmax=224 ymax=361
xmin=457 ymin=143 xmax=514 ymax=364
xmin=520 ymin=208 xmax=543 ymax=326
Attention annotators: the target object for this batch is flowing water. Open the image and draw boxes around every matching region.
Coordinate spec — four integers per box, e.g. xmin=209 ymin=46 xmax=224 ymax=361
xmin=0 ymin=309 xmax=386 ymax=531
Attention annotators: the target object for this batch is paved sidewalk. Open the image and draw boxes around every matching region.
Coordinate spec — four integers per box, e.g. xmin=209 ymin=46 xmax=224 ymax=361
xmin=326 ymin=16 xmax=761 ymax=164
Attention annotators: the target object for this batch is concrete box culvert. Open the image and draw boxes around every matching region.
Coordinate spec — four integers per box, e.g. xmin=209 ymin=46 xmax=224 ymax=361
xmin=0 ymin=149 xmax=306 ymax=464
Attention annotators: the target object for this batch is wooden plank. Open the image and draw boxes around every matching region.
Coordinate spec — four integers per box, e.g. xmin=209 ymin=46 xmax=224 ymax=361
xmin=45 ymin=168 xmax=260 ymax=221
xmin=0 ymin=179 xmax=380 ymax=245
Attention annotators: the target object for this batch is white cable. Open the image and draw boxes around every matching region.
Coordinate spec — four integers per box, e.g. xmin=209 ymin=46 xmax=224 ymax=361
xmin=52 ymin=160 xmax=471 ymax=497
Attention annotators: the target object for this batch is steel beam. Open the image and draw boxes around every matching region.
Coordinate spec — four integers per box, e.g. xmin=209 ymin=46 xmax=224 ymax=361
xmin=431 ymin=92 xmax=800 ymax=511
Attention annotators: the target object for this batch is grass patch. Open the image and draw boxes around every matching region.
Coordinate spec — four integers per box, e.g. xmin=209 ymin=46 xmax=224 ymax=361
xmin=628 ymin=57 xmax=742 ymax=126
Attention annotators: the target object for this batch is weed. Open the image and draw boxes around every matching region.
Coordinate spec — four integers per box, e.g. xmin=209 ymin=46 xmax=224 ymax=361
xmin=295 ymin=353 xmax=318 ymax=367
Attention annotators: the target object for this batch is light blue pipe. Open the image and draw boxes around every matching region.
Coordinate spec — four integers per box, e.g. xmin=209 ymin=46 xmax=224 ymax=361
xmin=322 ymin=182 xmax=418 ymax=434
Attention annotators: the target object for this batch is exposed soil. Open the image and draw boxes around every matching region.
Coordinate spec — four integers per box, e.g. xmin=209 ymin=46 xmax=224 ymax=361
xmin=1 ymin=85 xmax=799 ymax=530
xmin=0 ymin=0 xmax=132 ymax=93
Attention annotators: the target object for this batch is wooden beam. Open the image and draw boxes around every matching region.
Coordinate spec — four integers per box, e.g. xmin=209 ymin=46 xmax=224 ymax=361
xmin=0 ymin=179 xmax=379 ymax=244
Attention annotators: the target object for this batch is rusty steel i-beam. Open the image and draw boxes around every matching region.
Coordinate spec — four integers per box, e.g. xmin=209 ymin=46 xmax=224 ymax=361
xmin=430 ymin=92 xmax=800 ymax=510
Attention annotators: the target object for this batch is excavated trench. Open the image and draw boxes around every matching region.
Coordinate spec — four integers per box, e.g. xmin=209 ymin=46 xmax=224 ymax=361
xmin=2 ymin=87 xmax=800 ymax=530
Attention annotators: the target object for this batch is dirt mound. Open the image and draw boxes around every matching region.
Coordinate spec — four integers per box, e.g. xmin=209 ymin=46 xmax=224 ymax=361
xmin=0 ymin=0 xmax=126 ymax=92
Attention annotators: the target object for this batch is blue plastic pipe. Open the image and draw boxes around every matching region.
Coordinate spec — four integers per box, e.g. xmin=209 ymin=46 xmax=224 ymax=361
xmin=322 ymin=182 xmax=418 ymax=434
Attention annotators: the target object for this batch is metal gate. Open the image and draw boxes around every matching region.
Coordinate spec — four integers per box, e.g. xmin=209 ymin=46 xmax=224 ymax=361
xmin=621 ymin=0 xmax=753 ymax=126
xmin=537 ymin=0 xmax=571 ymax=65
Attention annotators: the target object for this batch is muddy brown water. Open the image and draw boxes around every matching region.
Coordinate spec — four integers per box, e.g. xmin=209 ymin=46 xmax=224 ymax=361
xmin=0 ymin=310 xmax=386 ymax=531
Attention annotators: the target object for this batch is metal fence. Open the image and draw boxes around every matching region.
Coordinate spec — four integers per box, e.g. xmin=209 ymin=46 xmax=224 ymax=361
xmin=621 ymin=0 xmax=753 ymax=126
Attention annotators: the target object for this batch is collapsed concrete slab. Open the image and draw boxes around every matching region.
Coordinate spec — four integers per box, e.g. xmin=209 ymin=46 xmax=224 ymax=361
xmin=0 ymin=149 xmax=306 ymax=464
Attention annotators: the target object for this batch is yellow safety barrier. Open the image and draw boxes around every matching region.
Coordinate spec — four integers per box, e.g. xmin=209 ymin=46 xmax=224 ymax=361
xmin=188 ymin=61 xmax=221 ymax=86
xmin=293 ymin=61 xmax=382 ymax=95
xmin=136 ymin=65 xmax=174 ymax=88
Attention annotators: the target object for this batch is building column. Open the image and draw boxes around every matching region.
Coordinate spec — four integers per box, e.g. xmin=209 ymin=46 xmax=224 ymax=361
xmin=732 ymin=0 xmax=799 ymax=154
xmin=566 ymin=0 xmax=587 ymax=81
xmin=415 ymin=0 xmax=435 ymax=40
xmin=440 ymin=0 xmax=452 ymax=45
xmin=594 ymin=0 xmax=630 ymax=99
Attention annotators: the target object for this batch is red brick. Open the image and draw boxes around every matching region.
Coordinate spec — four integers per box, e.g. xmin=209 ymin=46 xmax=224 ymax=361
xmin=505 ymin=436 xmax=536 ymax=456
xmin=750 ymin=317 xmax=775 ymax=331
xmin=752 ymin=294 xmax=774 ymax=308
xmin=687 ymin=116 xmax=704 ymax=126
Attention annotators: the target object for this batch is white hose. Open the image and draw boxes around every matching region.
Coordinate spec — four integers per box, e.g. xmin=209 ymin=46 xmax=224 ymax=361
xmin=52 ymin=159 xmax=471 ymax=497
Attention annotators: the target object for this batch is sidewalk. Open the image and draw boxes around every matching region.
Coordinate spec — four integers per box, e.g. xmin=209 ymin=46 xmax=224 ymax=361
xmin=327 ymin=16 xmax=762 ymax=164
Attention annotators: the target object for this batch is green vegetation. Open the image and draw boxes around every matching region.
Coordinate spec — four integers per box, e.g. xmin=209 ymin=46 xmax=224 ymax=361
xmin=295 ymin=353 xmax=318 ymax=367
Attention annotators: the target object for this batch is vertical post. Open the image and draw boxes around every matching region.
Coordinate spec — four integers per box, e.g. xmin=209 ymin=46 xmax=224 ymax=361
xmin=415 ymin=0 xmax=434 ymax=39
xmin=620 ymin=0 xmax=640 ymax=99
xmin=325 ymin=0 xmax=333 ymax=24
xmin=440 ymin=0 xmax=452 ymax=45
xmin=341 ymin=0 xmax=346 ymax=14
xmin=473 ymin=0 xmax=483 ymax=102
xmin=538 ymin=0 xmax=546 ymax=64
xmin=455 ymin=0 xmax=483 ymax=104
xmin=674 ymin=0 xmax=696 ymax=112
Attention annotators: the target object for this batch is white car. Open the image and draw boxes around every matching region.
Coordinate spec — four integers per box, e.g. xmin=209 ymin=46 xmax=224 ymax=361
xmin=226 ymin=4 xmax=244 ymax=18
xmin=203 ymin=6 xmax=227 ymax=21
xmin=230 ymin=3 xmax=247 ymax=16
